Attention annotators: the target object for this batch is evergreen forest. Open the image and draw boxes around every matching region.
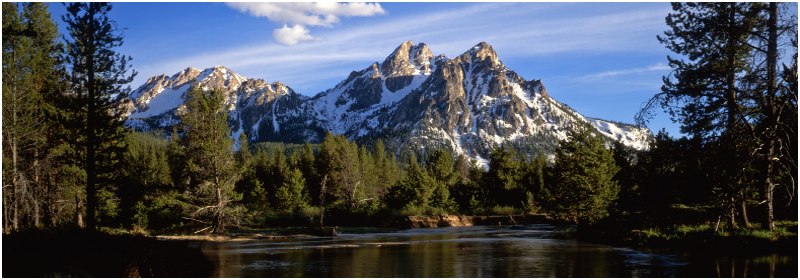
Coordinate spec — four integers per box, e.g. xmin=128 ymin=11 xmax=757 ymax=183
xmin=2 ymin=2 xmax=797 ymax=246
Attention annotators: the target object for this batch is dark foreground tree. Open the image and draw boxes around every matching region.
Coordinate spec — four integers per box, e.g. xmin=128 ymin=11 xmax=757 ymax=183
xmin=638 ymin=2 xmax=797 ymax=231
xmin=61 ymin=2 xmax=136 ymax=229
xmin=740 ymin=2 xmax=797 ymax=231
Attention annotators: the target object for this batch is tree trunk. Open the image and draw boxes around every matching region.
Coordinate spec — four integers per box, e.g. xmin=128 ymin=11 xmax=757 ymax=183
xmin=3 ymin=188 xmax=8 ymax=231
xmin=12 ymin=141 xmax=20 ymax=231
xmin=8 ymin=51 xmax=19 ymax=232
xmin=740 ymin=196 xmax=750 ymax=228
xmin=85 ymin=2 xmax=98 ymax=231
xmin=762 ymin=2 xmax=779 ymax=232
xmin=33 ymin=149 xmax=40 ymax=227
xmin=729 ymin=198 xmax=738 ymax=228
xmin=214 ymin=184 xmax=224 ymax=234
xmin=76 ymin=193 xmax=84 ymax=228
xmin=319 ymin=175 xmax=328 ymax=228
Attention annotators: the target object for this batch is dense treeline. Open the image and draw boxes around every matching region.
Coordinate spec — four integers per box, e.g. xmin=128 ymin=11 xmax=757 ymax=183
xmin=2 ymin=2 xmax=796 ymax=236
xmin=637 ymin=2 xmax=797 ymax=231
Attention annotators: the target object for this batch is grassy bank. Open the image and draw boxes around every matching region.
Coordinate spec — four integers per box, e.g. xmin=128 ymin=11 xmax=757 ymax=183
xmin=2 ymin=227 xmax=214 ymax=277
xmin=577 ymin=220 xmax=798 ymax=255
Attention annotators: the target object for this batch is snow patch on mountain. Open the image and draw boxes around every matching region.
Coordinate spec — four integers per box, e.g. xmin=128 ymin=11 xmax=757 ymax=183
xmin=380 ymin=68 xmax=428 ymax=105
xmin=587 ymin=117 xmax=651 ymax=150
xmin=118 ymin=41 xmax=654 ymax=168
xmin=127 ymin=84 xmax=188 ymax=118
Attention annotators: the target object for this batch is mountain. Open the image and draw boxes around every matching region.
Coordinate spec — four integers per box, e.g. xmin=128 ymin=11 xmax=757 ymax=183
xmin=116 ymin=41 xmax=653 ymax=164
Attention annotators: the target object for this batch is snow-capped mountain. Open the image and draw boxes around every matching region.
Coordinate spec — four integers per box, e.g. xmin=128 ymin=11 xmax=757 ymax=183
xmin=116 ymin=41 xmax=653 ymax=164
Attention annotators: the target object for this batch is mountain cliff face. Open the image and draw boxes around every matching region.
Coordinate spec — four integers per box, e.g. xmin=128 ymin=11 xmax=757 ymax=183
xmin=116 ymin=41 xmax=653 ymax=164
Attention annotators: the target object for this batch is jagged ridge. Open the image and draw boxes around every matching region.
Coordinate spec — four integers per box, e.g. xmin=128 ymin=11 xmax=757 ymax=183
xmin=116 ymin=41 xmax=653 ymax=165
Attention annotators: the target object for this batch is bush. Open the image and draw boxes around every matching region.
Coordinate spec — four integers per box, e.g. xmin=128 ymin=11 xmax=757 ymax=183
xmin=302 ymin=206 xmax=323 ymax=218
xmin=490 ymin=205 xmax=519 ymax=216
xmin=400 ymin=204 xmax=451 ymax=216
xmin=132 ymin=201 xmax=149 ymax=230
xmin=469 ymin=196 xmax=485 ymax=215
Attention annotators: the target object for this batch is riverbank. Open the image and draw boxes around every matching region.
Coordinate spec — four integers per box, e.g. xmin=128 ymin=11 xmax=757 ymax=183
xmin=149 ymin=214 xmax=568 ymax=242
xmin=2 ymin=228 xmax=213 ymax=277
xmin=398 ymin=214 xmax=560 ymax=228
xmin=245 ymin=213 xmax=565 ymax=229
xmin=576 ymin=220 xmax=798 ymax=256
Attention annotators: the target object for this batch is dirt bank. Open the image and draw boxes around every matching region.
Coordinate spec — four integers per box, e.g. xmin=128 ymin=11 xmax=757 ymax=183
xmin=400 ymin=214 xmax=558 ymax=228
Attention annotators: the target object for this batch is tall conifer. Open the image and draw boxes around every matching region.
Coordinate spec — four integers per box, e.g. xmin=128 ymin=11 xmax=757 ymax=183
xmin=180 ymin=85 xmax=242 ymax=234
xmin=3 ymin=2 xmax=69 ymax=230
xmin=61 ymin=2 xmax=136 ymax=229
xmin=547 ymin=123 xmax=620 ymax=223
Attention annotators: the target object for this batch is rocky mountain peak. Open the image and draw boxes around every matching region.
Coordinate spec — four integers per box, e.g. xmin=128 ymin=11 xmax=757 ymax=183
xmin=409 ymin=42 xmax=433 ymax=72
xmin=381 ymin=40 xmax=413 ymax=77
xmin=172 ymin=67 xmax=201 ymax=82
xmin=467 ymin=42 xmax=500 ymax=67
xmin=145 ymin=74 xmax=169 ymax=84
xmin=197 ymin=66 xmax=246 ymax=92
xmin=381 ymin=40 xmax=434 ymax=93
xmin=121 ymin=41 xmax=653 ymax=166
xmin=272 ymin=80 xmax=284 ymax=89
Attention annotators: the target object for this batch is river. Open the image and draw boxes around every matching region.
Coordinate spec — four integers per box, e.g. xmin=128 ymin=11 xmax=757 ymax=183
xmin=201 ymin=225 xmax=796 ymax=277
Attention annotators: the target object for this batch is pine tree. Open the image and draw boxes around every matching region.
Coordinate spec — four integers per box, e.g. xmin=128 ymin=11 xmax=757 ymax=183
xmin=117 ymin=132 xmax=173 ymax=229
xmin=358 ymin=146 xmax=380 ymax=211
xmin=241 ymin=149 xmax=269 ymax=215
xmin=314 ymin=132 xmax=340 ymax=207
xmin=265 ymin=148 xmax=288 ymax=208
xmin=61 ymin=2 xmax=137 ymax=229
xmin=638 ymin=2 xmax=798 ymax=231
xmin=2 ymin=2 xmax=66 ymax=231
xmin=547 ymin=123 xmax=620 ymax=223
xmin=427 ymin=149 xmax=458 ymax=187
xmin=426 ymin=149 xmax=457 ymax=212
xmin=739 ymin=2 xmax=797 ymax=231
xmin=372 ymin=139 xmax=401 ymax=202
xmin=299 ymin=142 xmax=318 ymax=205
xmin=483 ymin=145 xmax=526 ymax=208
xmin=234 ymin=132 xmax=267 ymax=220
xmin=275 ymin=168 xmax=308 ymax=215
xmin=520 ymin=153 xmax=547 ymax=213
xmin=385 ymin=155 xmax=424 ymax=210
xmin=180 ymin=85 xmax=242 ymax=234
xmin=638 ymin=3 xmax=762 ymax=138
xmin=335 ymin=135 xmax=363 ymax=210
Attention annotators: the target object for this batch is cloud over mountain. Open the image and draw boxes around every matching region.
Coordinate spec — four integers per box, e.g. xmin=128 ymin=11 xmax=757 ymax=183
xmin=227 ymin=2 xmax=386 ymax=46
xmin=272 ymin=24 xmax=321 ymax=46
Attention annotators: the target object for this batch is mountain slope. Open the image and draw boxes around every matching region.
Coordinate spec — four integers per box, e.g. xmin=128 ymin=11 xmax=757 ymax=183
xmin=116 ymin=41 xmax=653 ymax=164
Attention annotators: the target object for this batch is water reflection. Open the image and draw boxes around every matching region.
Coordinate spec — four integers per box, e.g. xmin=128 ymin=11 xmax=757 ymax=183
xmin=201 ymin=225 xmax=796 ymax=277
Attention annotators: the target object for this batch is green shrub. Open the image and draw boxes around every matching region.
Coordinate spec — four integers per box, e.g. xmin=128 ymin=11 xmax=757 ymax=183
xmin=490 ymin=205 xmax=519 ymax=216
xmin=400 ymin=204 xmax=450 ymax=216
xmin=302 ymin=206 xmax=323 ymax=217
xmin=131 ymin=201 xmax=148 ymax=230
xmin=469 ymin=196 xmax=484 ymax=215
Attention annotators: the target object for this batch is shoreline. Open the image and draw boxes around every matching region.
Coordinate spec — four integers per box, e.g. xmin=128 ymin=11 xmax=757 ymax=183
xmin=154 ymin=234 xmax=299 ymax=242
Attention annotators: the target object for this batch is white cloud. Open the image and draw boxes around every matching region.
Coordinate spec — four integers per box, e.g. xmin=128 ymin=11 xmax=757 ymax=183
xmin=226 ymin=2 xmax=385 ymax=46
xmin=134 ymin=3 xmax=674 ymax=95
xmin=580 ymin=63 xmax=672 ymax=80
xmin=273 ymin=24 xmax=321 ymax=46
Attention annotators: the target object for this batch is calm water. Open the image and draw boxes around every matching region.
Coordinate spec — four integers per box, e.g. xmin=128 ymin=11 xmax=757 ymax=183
xmin=201 ymin=225 xmax=797 ymax=277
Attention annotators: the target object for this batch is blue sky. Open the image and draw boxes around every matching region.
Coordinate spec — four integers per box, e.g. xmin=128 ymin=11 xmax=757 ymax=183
xmin=48 ymin=2 xmax=685 ymax=137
